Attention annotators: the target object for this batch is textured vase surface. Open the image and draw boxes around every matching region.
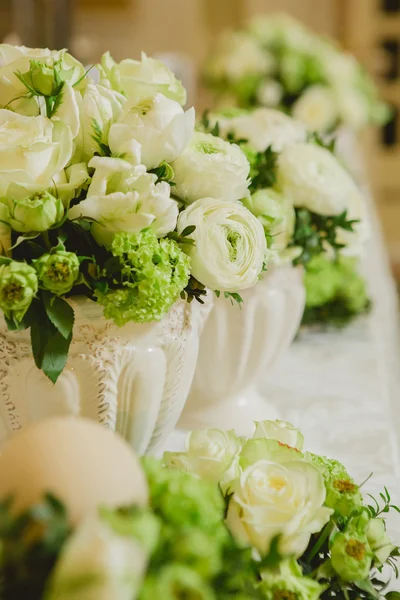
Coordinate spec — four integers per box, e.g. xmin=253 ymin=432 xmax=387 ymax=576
xmin=0 ymin=296 xmax=211 ymax=455
xmin=180 ymin=265 xmax=305 ymax=436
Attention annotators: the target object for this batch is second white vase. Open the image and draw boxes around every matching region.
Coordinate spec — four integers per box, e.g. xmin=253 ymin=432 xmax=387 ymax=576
xmin=179 ymin=264 xmax=305 ymax=436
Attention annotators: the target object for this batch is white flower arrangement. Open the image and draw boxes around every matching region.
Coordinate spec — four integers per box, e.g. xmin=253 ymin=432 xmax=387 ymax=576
xmin=204 ymin=13 xmax=390 ymax=133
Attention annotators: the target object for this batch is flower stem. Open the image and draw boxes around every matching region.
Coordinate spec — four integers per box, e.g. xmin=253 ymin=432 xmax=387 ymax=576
xmin=305 ymin=521 xmax=335 ymax=563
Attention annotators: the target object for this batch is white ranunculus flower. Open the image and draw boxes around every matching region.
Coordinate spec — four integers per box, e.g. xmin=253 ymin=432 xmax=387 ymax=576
xmin=109 ymin=93 xmax=194 ymax=169
xmin=292 ymin=85 xmax=338 ymax=132
xmin=0 ymin=109 xmax=73 ymax=198
xmin=172 ymin=132 xmax=250 ymax=204
xmin=177 ymin=197 xmax=266 ymax=291
xmin=0 ymin=44 xmax=86 ymax=116
xmin=226 ymin=458 xmax=332 ymax=556
xmin=256 ymin=81 xmax=284 ymax=108
xmin=206 ymin=31 xmax=274 ymax=83
xmin=45 ymin=516 xmax=147 ymax=600
xmin=214 ymin=109 xmax=307 ymax=154
xmin=68 ymin=156 xmax=178 ymax=246
xmin=276 ymin=142 xmax=363 ymax=217
xmin=242 ymin=188 xmax=294 ymax=252
xmin=253 ymin=420 xmax=304 ymax=450
xmin=75 ymin=83 xmax=126 ymax=162
xmin=164 ymin=429 xmax=243 ymax=484
xmin=99 ymin=51 xmax=187 ymax=105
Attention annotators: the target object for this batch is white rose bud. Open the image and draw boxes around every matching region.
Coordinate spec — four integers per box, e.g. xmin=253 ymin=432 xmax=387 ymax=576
xmin=177 ymin=197 xmax=267 ymax=292
xmin=172 ymin=132 xmax=250 ymax=204
xmin=226 ymin=458 xmax=332 ymax=556
xmin=276 ymin=142 xmax=364 ymax=217
xmin=68 ymin=157 xmax=178 ymax=246
xmin=109 ymin=93 xmax=194 ymax=169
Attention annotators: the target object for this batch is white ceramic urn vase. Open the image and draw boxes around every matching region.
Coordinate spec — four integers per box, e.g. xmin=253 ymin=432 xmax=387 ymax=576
xmin=179 ymin=265 xmax=305 ymax=436
xmin=0 ymin=296 xmax=211 ymax=455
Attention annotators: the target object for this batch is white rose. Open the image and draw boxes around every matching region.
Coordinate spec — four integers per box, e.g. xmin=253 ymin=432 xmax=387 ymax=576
xmin=0 ymin=44 xmax=86 ymax=116
xmin=99 ymin=51 xmax=187 ymax=105
xmin=45 ymin=516 xmax=147 ymax=600
xmin=206 ymin=31 xmax=274 ymax=83
xmin=109 ymin=93 xmax=194 ymax=169
xmin=177 ymin=197 xmax=266 ymax=291
xmin=226 ymin=458 xmax=332 ymax=556
xmin=292 ymin=85 xmax=338 ymax=132
xmin=75 ymin=83 xmax=126 ymax=162
xmin=0 ymin=109 xmax=73 ymax=198
xmin=243 ymin=189 xmax=294 ymax=252
xmin=276 ymin=142 xmax=363 ymax=216
xmin=172 ymin=132 xmax=250 ymax=204
xmin=164 ymin=429 xmax=243 ymax=486
xmin=68 ymin=156 xmax=178 ymax=246
xmin=214 ymin=109 xmax=307 ymax=153
xmin=253 ymin=420 xmax=304 ymax=450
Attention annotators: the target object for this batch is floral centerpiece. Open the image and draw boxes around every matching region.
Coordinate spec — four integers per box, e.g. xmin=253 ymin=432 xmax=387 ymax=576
xmin=203 ymin=13 xmax=389 ymax=134
xmin=2 ymin=419 xmax=398 ymax=600
xmin=165 ymin=420 xmax=400 ymax=599
xmin=0 ymin=45 xmax=266 ymax=451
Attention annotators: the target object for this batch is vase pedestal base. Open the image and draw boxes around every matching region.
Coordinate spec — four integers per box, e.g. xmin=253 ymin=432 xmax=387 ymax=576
xmin=178 ymin=386 xmax=278 ymax=437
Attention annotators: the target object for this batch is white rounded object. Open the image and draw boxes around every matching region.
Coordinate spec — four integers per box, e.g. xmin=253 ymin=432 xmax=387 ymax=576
xmin=0 ymin=417 xmax=148 ymax=522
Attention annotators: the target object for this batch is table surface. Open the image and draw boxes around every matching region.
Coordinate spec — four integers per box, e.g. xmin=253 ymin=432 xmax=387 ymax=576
xmin=165 ymin=135 xmax=400 ymax=544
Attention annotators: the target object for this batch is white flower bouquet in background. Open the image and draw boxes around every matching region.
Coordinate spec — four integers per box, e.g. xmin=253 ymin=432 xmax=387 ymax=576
xmin=204 ymin=13 xmax=390 ymax=133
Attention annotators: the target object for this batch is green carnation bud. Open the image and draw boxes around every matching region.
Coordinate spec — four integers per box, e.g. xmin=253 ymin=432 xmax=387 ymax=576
xmin=259 ymin=559 xmax=323 ymax=600
xmin=7 ymin=192 xmax=64 ymax=233
xmin=330 ymin=530 xmax=372 ymax=582
xmin=0 ymin=261 xmax=38 ymax=323
xmin=141 ymin=565 xmax=215 ymax=600
xmin=96 ymin=230 xmax=190 ymax=326
xmin=308 ymin=454 xmax=362 ymax=517
xmin=34 ymin=251 xmax=80 ymax=296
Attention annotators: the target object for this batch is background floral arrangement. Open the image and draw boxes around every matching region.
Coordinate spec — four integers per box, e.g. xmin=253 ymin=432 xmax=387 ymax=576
xmin=2 ymin=420 xmax=398 ymax=600
xmin=0 ymin=44 xmax=268 ymax=382
xmin=204 ymin=13 xmax=390 ymax=133
xmin=199 ymin=107 xmax=371 ymax=326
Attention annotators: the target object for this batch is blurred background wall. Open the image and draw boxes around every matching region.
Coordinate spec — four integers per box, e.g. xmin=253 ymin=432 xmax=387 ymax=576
xmin=1 ymin=0 xmax=400 ymax=277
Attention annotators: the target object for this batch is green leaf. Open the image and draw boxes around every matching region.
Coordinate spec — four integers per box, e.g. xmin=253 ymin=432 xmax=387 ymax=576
xmin=386 ymin=594 xmax=400 ymax=600
xmin=41 ymin=328 xmax=72 ymax=384
xmin=180 ymin=225 xmax=196 ymax=237
xmin=30 ymin=301 xmax=54 ymax=370
xmin=354 ymin=579 xmax=380 ymax=599
xmin=43 ymin=293 xmax=74 ymax=340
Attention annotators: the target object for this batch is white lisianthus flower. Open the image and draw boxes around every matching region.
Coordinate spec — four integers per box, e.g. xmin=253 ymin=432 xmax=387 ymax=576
xmin=226 ymin=457 xmax=333 ymax=556
xmin=164 ymin=429 xmax=243 ymax=485
xmin=276 ymin=142 xmax=363 ymax=216
xmin=213 ymin=109 xmax=307 ymax=153
xmin=172 ymin=132 xmax=250 ymax=204
xmin=0 ymin=44 xmax=86 ymax=116
xmin=242 ymin=189 xmax=294 ymax=251
xmin=99 ymin=51 xmax=187 ymax=105
xmin=177 ymin=197 xmax=267 ymax=291
xmin=0 ymin=110 xmax=73 ymax=198
xmin=75 ymin=83 xmax=126 ymax=162
xmin=253 ymin=420 xmax=304 ymax=450
xmin=45 ymin=516 xmax=147 ymax=600
xmin=292 ymin=85 xmax=338 ymax=132
xmin=109 ymin=93 xmax=194 ymax=169
xmin=206 ymin=31 xmax=274 ymax=83
xmin=68 ymin=157 xmax=178 ymax=246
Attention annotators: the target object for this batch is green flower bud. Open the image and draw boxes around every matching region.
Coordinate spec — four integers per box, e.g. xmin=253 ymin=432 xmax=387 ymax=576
xmin=141 ymin=565 xmax=215 ymax=600
xmin=0 ymin=261 xmax=38 ymax=323
xmin=259 ymin=559 xmax=324 ymax=600
xmin=29 ymin=59 xmax=63 ymax=97
xmin=7 ymin=192 xmax=64 ymax=233
xmin=367 ymin=518 xmax=396 ymax=566
xmin=34 ymin=251 xmax=80 ymax=296
xmin=330 ymin=529 xmax=372 ymax=582
xmin=308 ymin=454 xmax=362 ymax=517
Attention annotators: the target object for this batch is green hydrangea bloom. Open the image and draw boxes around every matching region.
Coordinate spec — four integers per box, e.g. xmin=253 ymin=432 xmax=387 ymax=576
xmin=308 ymin=453 xmax=362 ymax=517
xmin=0 ymin=260 xmax=38 ymax=323
xmin=140 ymin=564 xmax=215 ymax=600
xmin=259 ymin=559 xmax=323 ymax=600
xmin=96 ymin=230 xmax=190 ymax=326
xmin=34 ymin=251 xmax=80 ymax=296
